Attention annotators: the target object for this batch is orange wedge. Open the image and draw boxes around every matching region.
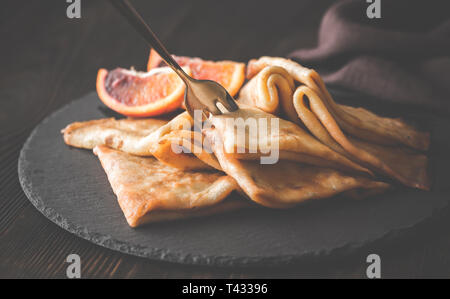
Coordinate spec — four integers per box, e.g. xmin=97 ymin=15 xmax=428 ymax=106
xmin=147 ymin=49 xmax=245 ymax=97
xmin=96 ymin=67 xmax=191 ymax=117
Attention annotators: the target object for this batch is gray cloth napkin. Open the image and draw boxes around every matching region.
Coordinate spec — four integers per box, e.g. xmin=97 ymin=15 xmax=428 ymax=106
xmin=289 ymin=0 xmax=450 ymax=113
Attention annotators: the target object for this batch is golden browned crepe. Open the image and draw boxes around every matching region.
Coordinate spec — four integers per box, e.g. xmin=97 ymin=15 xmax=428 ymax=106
xmin=246 ymin=56 xmax=430 ymax=151
xmin=61 ymin=56 xmax=432 ymax=225
xmin=204 ymin=128 xmax=390 ymax=208
xmin=93 ymin=145 xmax=247 ymax=227
xmin=62 ymin=117 xmax=168 ymax=155
xmin=153 ymin=129 xmax=223 ymax=171
xmin=143 ymin=112 xmax=214 ymax=170
xmin=209 ymin=106 xmax=371 ymax=175
xmin=62 ymin=114 xmax=212 ymax=171
xmin=242 ymin=57 xmax=430 ymax=190
xmin=238 ymin=66 xmax=298 ymax=123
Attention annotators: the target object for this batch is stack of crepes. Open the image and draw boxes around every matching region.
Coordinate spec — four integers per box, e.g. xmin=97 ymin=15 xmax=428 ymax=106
xmin=62 ymin=57 xmax=430 ymax=227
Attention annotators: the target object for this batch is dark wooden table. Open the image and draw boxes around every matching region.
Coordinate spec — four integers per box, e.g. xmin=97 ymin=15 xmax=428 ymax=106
xmin=1 ymin=0 xmax=450 ymax=279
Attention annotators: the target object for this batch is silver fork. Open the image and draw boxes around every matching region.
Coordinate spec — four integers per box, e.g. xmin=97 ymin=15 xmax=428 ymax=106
xmin=110 ymin=0 xmax=239 ymax=118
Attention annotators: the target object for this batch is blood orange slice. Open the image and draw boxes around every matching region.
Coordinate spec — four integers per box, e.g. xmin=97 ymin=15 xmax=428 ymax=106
xmin=147 ymin=49 xmax=245 ymax=97
xmin=96 ymin=67 xmax=190 ymax=117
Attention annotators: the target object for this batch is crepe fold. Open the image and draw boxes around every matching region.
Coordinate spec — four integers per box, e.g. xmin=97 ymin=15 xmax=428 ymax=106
xmin=93 ymin=145 xmax=246 ymax=227
xmin=241 ymin=56 xmax=430 ymax=190
xmin=62 ymin=117 xmax=168 ymax=155
xmin=62 ymin=114 xmax=213 ymax=171
xmin=62 ymin=108 xmax=387 ymax=214
xmin=142 ymin=112 xmax=215 ymax=170
xmin=208 ymin=106 xmax=371 ymax=175
xmin=61 ymin=56 xmax=431 ymax=224
xmin=238 ymin=66 xmax=299 ymax=123
xmin=204 ymin=128 xmax=390 ymax=209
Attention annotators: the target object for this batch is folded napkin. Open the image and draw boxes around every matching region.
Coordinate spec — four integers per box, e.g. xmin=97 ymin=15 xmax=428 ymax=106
xmin=288 ymin=0 xmax=450 ymax=113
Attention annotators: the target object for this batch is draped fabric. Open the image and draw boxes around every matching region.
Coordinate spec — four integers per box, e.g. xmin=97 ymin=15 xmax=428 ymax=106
xmin=288 ymin=0 xmax=450 ymax=113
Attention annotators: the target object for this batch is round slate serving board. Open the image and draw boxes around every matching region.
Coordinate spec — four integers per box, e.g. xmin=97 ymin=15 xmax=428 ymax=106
xmin=18 ymin=91 xmax=450 ymax=266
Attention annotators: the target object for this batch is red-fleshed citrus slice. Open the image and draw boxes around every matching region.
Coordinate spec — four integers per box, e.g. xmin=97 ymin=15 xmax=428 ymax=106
xmin=147 ymin=49 xmax=245 ymax=97
xmin=96 ymin=67 xmax=191 ymax=117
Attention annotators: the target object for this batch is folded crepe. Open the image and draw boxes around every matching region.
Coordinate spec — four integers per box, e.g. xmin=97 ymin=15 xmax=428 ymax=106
xmin=208 ymin=105 xmax=371 ymax=175
xmin=62 ymin=117 xmax=168 ymax=155
xmin=93 ymin=145 xmax=247 ymax=227
xmin=61 ymin=56 xmax=431 ymax=224
xmin=62 ymin=107 xmax=387 ymax=215
xmin=204 ymin=128 xmax=390 ymax=209
xmin=241 ymin=57 xmax=430 ymax=190
xmin=62 ymin=114 xmax=212 ymax=171
xmin=238 ymin=66 xmax=298 ymax=123
xmin=142 ymin=112 xmax=215 ymax=170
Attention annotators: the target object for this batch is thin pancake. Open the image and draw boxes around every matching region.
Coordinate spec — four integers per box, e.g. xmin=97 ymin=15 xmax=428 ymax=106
xmin=154 ymin=129 xmax=223 ymax=171
xmin=244 ymin=58 xmax=430 ymax=189
xmin=93 ymin=145 xmax=246 ymax=227
xmin=238 ymin=66 xmax=298 ymax=123
xmin=247 ymin=56 xmax=430 ymax=151
xmin=144 ymin=111 xmax=214 ymax=170
xmin=205 ymin=129 xmax=390 ymax=209
xmin=62 ymin=117 xmax=167 ymax=155
xmin=293 ymin=85 xmax=429 ymax=189
xmin=62 ymin=113 xmax=212 ymax=171
xmin=209 ymin=106 xmax=372 ymax=175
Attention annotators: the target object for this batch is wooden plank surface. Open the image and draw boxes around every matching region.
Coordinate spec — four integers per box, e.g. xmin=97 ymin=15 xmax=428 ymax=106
xmin=1 ymin=0 xmax=450 ymax=278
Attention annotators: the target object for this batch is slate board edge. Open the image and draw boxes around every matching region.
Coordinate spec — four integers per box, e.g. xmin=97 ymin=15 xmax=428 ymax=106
xmin=17 ymin=92 xmax=447 ymax=267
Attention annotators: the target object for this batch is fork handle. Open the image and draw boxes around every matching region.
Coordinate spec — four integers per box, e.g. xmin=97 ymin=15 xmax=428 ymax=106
xmin=110 ymin=0 xmax=191 ymax=83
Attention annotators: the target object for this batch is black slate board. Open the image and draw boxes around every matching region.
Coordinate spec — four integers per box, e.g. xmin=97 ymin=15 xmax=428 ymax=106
xmin=18 ymin=91 xmax=450 ymax=266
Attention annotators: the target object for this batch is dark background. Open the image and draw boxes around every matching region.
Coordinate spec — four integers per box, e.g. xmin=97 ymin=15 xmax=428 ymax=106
xmin=1 ymin=0 xmax=450 ymax=278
